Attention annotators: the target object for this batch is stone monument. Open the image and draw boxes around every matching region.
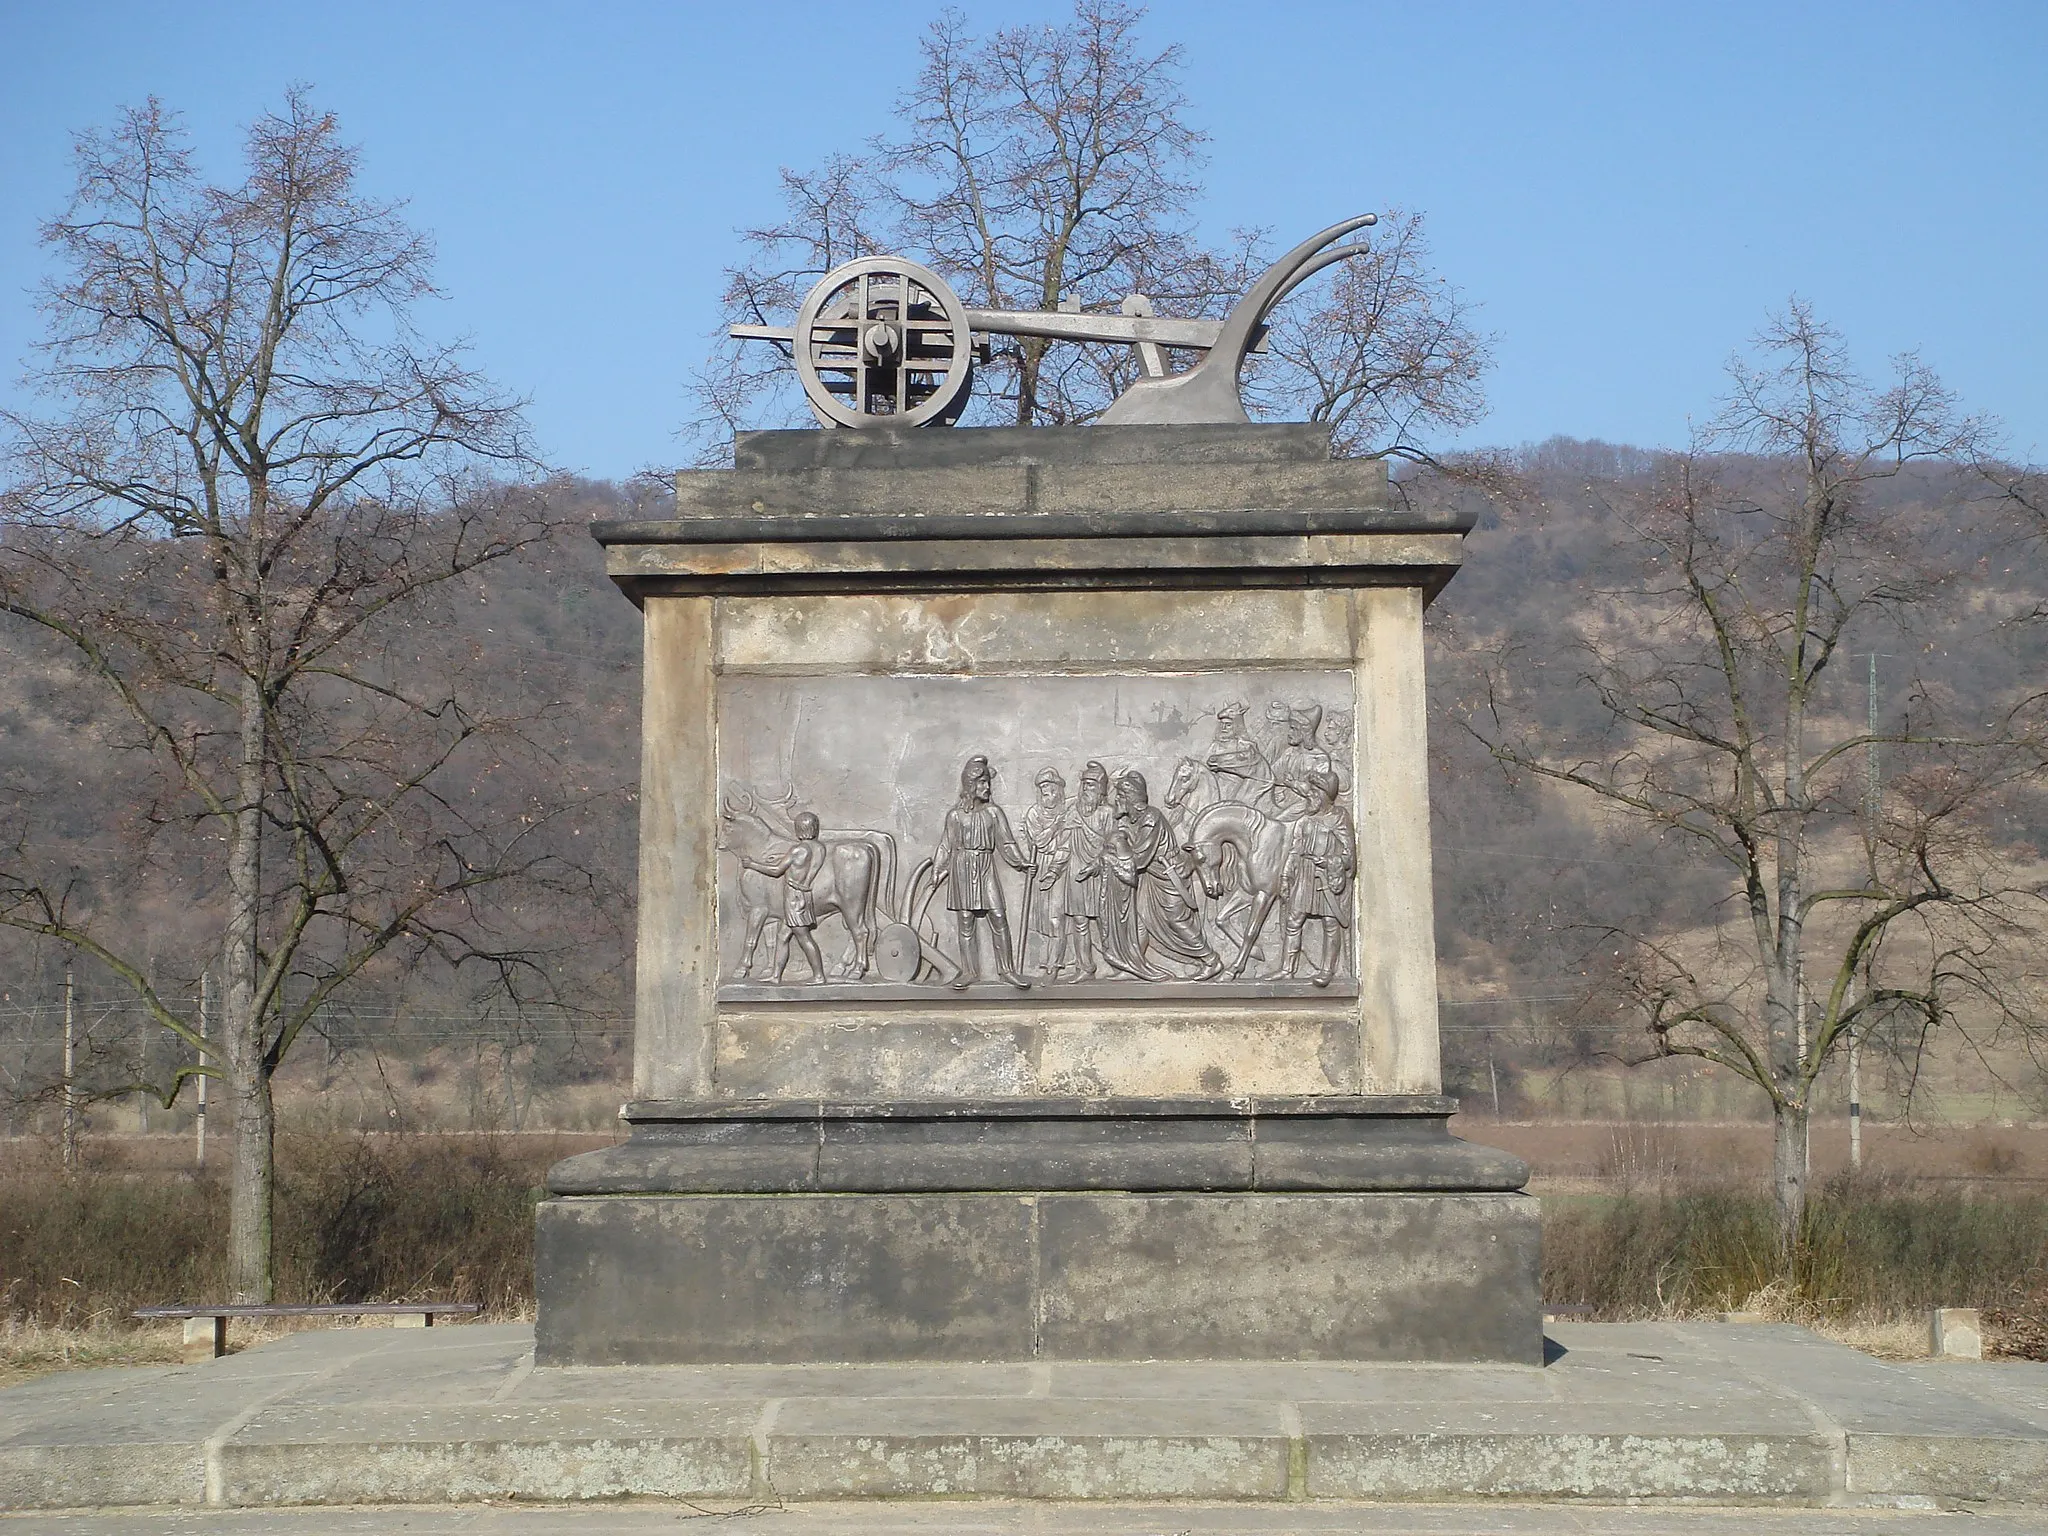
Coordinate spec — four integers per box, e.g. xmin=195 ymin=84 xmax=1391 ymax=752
xmin=536 ymin=219 xmax=1539 ymax=1365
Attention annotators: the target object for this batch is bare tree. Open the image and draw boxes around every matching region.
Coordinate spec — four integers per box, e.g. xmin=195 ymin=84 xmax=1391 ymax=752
xmin=0 ymin=92 xmax=588 ymax=1300
xmin=689 ymin=1 xmax=1488 ymax=453
xmin=1248 ymin=209 xmax=1490 ymax=463
xmin=1983 ymin=459 xmax=2048 ymax=617
xmin=1471 ymin=303 xmax=2048 ymax=1252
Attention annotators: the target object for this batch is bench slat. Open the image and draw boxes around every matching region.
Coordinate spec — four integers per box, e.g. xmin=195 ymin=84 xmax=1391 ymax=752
xmin=134 ymin=1303 xmax=480 ymax=1320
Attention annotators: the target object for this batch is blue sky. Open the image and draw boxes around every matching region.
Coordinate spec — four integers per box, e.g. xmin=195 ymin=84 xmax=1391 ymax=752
xmin=2 ymin=1 xmax=2042 ymax=479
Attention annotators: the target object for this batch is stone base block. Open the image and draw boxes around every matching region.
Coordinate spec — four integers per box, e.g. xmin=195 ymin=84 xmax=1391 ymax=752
xmin=534 ymin=1190 xmax=1540 ymax=1367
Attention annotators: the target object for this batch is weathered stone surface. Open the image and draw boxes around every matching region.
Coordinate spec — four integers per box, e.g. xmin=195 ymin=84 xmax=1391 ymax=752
xmin=0 ymin=1443 xmax=206 ymax=1510
xmin=667 ymin=424 xmax=1391 ymax=525
xmin=214 ymin=1401 xmax=757 ymax=1505
xmin=766 ymin=1396 xmax=1293 ymax=1499
xmin=534 ymin=1194 xmax=1040 ymax=1365
xmin=715 ymin=588 xmax=1356 ymax=673
xmin=1851 ymin=1433 xmax=2048 ymax=1505
xmin=605 ymin=531 xmax=1464 ymax=600
xmin=708 ymin=1008 xmax=1363 ymax=1099
xmin=617 ymin=429 xmax=1459 ymax=1104
xmin=733 ymin=421 xmax=1337 ymax=472
xmin=17 ymin=1321 xmax=2048 ymax=1512
xmin=1352 ymin=586 xmax=1443 ymax=1093
xmin=1249 ymin=1105 xmax=1530 ymax=1190
xmin=633 ymin=596 xmax=717 ymax=1099
xmin=533 ymin=1189 xmax=1540 ymax=1366
xmin=544 ymin=1095 xmax=1528 ymax=1197
xmin=1932 ymin=1306 xmax=1986 ymax=1359
xmin=1036 ymin=1193 xmax=1541 ymax=1364
xmin=665 ymin=460 xmax=1397 ymax=521
xmin=1303 ymin=1423 xmax=1834 ymax=1501
xmin=625 ymin=575 xmax=1448 ymax=1107
xmin=30 ymin=1503 xmax=2047 ymax=1532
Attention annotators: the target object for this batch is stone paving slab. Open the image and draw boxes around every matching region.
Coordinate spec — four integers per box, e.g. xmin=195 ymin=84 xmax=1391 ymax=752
xmin=14 ymin=1504 xmax=2048 ymax=1534
xmin=7 ymin=1323 xmax=2048 ymax=1512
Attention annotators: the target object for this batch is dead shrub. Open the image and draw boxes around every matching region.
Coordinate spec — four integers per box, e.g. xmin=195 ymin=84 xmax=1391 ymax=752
xmin=1593 ymin=1121 xmax=1682 ymax=1195
xmin=1 ymin=1132 xmax=553 ymax=1324
xmin=1544 ymin=1173 xmax=2048 ymax=1324
xmin=273 ymin=1133 xmax=543 ymax=1312
xmin=1964 ymin=1132 xmax=2024 ymax=1177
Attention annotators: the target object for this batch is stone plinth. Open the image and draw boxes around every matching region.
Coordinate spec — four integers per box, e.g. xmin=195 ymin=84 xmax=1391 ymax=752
xmin=539 ymin=422 xmax=1535 ymax=1365
xmin=536 ymin=1097 xmax=1539 ymax=1365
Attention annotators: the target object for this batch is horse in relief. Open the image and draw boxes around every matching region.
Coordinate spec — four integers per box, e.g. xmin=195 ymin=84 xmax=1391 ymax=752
xmin=1184 ymin=799 xmax=1293 ymax=980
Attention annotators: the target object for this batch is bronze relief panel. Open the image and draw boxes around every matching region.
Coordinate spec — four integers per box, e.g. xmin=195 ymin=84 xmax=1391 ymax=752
xmin=715 ymin=673 xmax=1358 ymax=1000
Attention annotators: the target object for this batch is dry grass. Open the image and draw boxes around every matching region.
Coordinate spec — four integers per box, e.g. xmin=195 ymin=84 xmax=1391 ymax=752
xmin=1709 ymin=1281 xmax=1932 ymax=1359
xmin=12 ymin=1127 xmax=2048 ymax=1383
xmin=0 ymin=1311 xmax=532 ymax=1389
xmin=0 ymin=1317 xmax=182 ymax=1389
xmin=0 ymin=1131 xmax=552 ymax=1327
xmin=1541 ymin=1177 xmax=2048 ymax=1362
xmin=1813 ymin=1315 xmax=1931 ymax=1360
xmin=1543 ymin=1177 xmax=2048 ymax=1322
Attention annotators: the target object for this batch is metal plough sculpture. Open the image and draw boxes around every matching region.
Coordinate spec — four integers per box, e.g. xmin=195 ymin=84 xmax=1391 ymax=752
xmin=730 ymin=215 xmax=1377 ymax=428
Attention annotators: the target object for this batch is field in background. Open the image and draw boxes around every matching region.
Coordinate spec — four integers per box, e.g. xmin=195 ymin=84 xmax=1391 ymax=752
xmin=25 ymin=1114 xmax=2039 ymax=1189
xmin=1475 ymin=1118 xmax=2048 ymax=1193
xmin=8 ymin=1052 xmax=2048 ymax=1386
xmin=0 ymin=1131 xmax=599 ymax=1339
xmin=6 ymin=1113 xmax=2048 ymax=1371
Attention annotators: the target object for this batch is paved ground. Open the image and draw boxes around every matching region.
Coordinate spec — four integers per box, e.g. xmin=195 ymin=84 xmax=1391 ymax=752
xmin=7 ymin=1323 xmax=2048 ymax=1513
xmin=13 ymin=1504 xmax=2048 ymax=1534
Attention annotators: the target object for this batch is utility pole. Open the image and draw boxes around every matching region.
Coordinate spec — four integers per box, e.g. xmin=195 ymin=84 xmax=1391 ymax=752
xmin=135 ymin=1011 xmax=149 ymax=1134
xmin=60 ymin=959 xmax=78 ymax=1174
xmin=197 ymin=968 xmax=211 ymax=1170
xmin=1795 ymin=963 xmax=1806 ymax=1071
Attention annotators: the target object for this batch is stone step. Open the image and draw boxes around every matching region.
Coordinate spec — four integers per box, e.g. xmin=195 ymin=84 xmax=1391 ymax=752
xmin=6 ymin=1323 xmax=2048 ymax=1512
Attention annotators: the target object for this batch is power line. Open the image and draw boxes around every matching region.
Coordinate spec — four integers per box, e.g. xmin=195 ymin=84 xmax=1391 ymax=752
xmin=1440 ymin=993 xmax=1586 ymax=1006
xmin=1435 ymin=843 xmax=1674 ymax=869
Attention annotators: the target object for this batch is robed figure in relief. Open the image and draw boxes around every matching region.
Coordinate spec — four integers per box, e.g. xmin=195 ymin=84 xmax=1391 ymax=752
xmin=1099 ymin=771 xmax=1224 ymax=982
xmin=1055 ymin=761 xmax=1114 ymax=980
xmin=1019 ymin=766 xmax=1073 ymax=978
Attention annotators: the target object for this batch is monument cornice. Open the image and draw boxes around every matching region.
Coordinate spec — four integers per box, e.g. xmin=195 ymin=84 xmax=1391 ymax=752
xmin=609 ymin=423 xmax=1467 ymax=602
xmin=594 ymin=507 xmax=1470 ymax=546
xmin=597 ymin=528 xmax=1466 ymax=603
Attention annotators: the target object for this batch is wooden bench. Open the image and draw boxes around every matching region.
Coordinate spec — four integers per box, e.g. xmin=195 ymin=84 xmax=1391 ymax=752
xmin=134 ymin=1302 xmax=482 ymax=1362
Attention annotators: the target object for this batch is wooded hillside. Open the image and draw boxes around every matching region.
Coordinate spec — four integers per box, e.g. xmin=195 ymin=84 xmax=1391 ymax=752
xmin=4 ymin=444 xmax=2041 ymax=1124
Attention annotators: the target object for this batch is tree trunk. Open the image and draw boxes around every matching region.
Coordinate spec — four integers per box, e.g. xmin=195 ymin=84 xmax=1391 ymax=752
xmin=1771 ymin=1094 xmax=1810 ymax=1259
xmin=226 ymin=1033 xmax=275 ymax=1303
xmin=1014 ymin=338 xmax=1044 ymax=425
xmin=224 ymin=668 xmax=273 ymax=1303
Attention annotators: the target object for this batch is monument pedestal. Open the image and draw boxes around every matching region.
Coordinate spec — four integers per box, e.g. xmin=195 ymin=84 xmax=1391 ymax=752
xmin=537 ymin=1097 xmax=1538 ymax=1365
xmin=540 ymin=422 xmax=1538 ymax=1366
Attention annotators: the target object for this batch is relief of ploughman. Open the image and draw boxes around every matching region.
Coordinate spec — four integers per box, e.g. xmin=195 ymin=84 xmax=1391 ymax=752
xmin=715 ymin=673 xmax=1358 ymax=1000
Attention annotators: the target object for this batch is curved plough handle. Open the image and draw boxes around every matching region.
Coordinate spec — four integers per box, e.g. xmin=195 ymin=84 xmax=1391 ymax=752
xmin=1096 ymin=214 xmax=1376 ymax=426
